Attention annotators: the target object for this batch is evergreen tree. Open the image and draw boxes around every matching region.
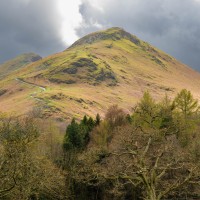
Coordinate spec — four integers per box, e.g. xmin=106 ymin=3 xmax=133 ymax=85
xmin=87 ymin=117 xmax=95 ymax=131
xmin=82 ymin=115 xmax=88 ymax=125
xmin=63 ymin=118 xmax=84 ymax=151
xmin=95 ymin=113 xmax=101 ymax=126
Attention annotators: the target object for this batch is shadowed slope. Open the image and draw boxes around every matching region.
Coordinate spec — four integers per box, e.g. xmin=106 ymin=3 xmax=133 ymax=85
xmin=0 ymin=53 xmax=42 ymax=78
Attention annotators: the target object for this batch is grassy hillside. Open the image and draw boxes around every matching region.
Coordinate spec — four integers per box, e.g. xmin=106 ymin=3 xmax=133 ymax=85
xmin=0 ymin=27 xmax=200 ymax=121
xmin=0 ymin=53 xmax=42 ymax=79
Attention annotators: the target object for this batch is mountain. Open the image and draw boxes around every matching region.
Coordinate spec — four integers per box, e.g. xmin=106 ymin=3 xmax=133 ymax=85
xmin=0 ymin=53 xmax=42 ymax=78
xmin=0 ymin=27 xmax=200 ymax=121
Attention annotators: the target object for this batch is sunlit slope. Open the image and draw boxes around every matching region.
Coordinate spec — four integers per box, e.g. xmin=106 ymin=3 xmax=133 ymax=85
xmin=0 ymin=27 xmax=200 ymax=120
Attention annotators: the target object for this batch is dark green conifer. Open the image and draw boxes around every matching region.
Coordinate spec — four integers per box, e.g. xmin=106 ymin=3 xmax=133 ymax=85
xmin=95 ymin=113 xmax=101 ymax=126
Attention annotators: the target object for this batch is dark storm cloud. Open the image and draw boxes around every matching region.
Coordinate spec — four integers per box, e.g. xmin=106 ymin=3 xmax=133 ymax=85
xmin=77 ymin=0 xmax=200 ymax=70
xmin=0 ymin=0 xmax=65 ymax=63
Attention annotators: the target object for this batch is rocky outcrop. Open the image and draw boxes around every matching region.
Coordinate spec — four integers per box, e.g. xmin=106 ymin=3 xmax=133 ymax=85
xmin=69 ymin=27 xmax=141 ymax=48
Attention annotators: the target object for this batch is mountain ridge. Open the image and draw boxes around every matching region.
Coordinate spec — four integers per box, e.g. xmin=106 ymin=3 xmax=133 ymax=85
xmin=0 ymin=53 xmax=42 ymax=79
xmin=69 ymin=27 xmax=141 ymax=48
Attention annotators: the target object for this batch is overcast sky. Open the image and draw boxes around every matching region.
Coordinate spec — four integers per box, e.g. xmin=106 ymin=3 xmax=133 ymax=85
xmin=1 ymin=0 xmax=200 ymax=70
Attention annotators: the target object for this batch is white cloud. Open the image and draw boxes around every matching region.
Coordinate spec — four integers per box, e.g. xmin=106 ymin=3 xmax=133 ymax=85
xmin=82 ymin=0 xmax=105 ymax=12
xmin=57 ymin=0 xmax=83 ymax=45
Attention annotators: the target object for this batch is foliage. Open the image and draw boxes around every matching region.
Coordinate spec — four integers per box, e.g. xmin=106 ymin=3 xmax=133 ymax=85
xmin=0 ymin=115 xmax=66 ymax=199
xmin=1 ymin=89 xmax=200 ymax=199
xmin=63 ymin=118 xmax=84 ymax=151
xmin=95 ymin=113 xmax=101 ymax=126
xmin=173 ymin=89 xmax=199 ymax=119
xmin=105 ymin=104 xmax=127 ymax=128
xmin=63 ymin=115 xmax=97 ymax=152
xmin=69 ymin=90 xmax=200 ymax=200
xmin=132 ymin=91 xmax=167 ymax=135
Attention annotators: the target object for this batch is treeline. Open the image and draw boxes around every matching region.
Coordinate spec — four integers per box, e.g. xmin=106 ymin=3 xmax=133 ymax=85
xmin=63 ymin=114 xmax=100 ymax=151
xmin=1 ymin=89 xmax=200 ymax=199
xmin=63 ymin=89 xmax=200 ymax=200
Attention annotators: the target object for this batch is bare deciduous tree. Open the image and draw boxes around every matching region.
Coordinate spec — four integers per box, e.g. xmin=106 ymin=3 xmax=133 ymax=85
xmin=0 ymin=116 xmax=67 ymax=199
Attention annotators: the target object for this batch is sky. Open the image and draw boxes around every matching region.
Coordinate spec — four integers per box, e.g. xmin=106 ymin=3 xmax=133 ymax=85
xmin=1 ymin=0 xmax=200 ymax=71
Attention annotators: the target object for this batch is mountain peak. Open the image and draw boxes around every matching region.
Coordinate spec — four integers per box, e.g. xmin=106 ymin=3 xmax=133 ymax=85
xmin=69 ymin=27 xmax=141 ymax=49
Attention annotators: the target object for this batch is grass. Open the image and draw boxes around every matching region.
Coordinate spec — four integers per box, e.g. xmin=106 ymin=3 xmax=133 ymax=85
xmin=1 ymin=27 xmax=200 ymax=121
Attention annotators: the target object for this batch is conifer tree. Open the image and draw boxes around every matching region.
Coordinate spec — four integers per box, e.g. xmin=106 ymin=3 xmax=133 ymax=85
xmin=173 ymin=89 xmax=199 ymax=120
xmin=63 ymin=118 xmax=84 ymax=151
xmin=95 ymin=113 xmax=101 ymax=126
xmin=82 ymin=115 xmax=88 ymax=125
xmin=87 ymin=117 xmax=95 ymax=131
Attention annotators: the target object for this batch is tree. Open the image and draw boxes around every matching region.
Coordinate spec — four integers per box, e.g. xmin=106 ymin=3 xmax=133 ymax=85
xmin=90 ymin=121 xmax=110 ymax=148
xmin=71 ymin=92 xmax=200 ymax=199
xmin=95 ymin=113 xmax=101 ymax=126
xmin=108 ymin=132 xmax=199 ymax=200
xmin=63 ymin=116 xmax=95 ymax=198
xmin=133 ymin=91 xmax=161 ymax=133
xmin=0 ymin=116 xmax=66 ymax=199
xmin=158 ymin=94 xmax=180 ymax=138
xmin=74 ymin=121 xmax=200 ymax=200
xmin=172 ymin=89 xmax=200 ymax=146
xmin=87 ymin=117 xmax=95 ymax=131
xmin=63 ymin=116 xmax=96 ymax=152
xmin=173 ymin=89 xmax=199 ymax=120
xmin=105 ymin=105 xmax=127 ymax=128
xmin=63 ymin=118 xmax=84 ymax=151
xmin=81 ymin=115 xmax=88 ymax=125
